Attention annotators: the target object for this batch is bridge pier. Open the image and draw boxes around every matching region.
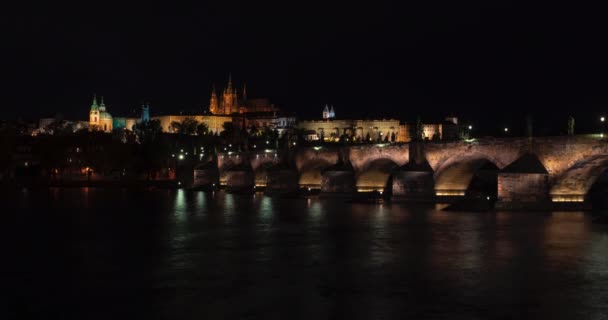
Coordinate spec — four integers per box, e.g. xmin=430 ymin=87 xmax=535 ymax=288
xmin=391 ymin=170 xmax=435 ymax=202
xmin=320 ymin=159 xmax=356 ymax=196
xmin=225 ymin=163 xmax=255 ymax=193
xmin=391 ymin=142 xmax=435 ymax=202
xmin=193 ymin=161 xmax=219 ymax=190
xmin=494 ymin=154 xmax=551 ymax=210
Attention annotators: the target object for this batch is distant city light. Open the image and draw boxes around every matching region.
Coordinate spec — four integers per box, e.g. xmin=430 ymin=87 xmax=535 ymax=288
xmin=468 ymin=125 xmax=472 ymax=130
xmin=266 ymin=140 xmax=269 ymax=144
xmin=602 ymin=117 xmax=605 ymax=122
xmin=178 ymin=154 xmax=184 ymax=160
xmin=504 ymin=127 xmax=509 ymax=132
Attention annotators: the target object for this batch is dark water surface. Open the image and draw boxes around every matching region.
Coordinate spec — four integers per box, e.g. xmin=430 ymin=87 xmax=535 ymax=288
xmin=2 ymin=188 xmax=608 ymax=319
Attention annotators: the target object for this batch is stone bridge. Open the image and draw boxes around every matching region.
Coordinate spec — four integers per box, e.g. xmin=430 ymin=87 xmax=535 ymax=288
xmin=195 ymin=136 xmax=608 ymax=206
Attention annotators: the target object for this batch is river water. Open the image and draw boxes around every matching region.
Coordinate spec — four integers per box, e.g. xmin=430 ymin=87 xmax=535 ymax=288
xmin=2 ymin=188 xmax=608 ymax=319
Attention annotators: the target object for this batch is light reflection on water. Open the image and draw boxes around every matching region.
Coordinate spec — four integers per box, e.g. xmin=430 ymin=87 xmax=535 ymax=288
xmin=3 ymin=188 xmax=608 ymax=319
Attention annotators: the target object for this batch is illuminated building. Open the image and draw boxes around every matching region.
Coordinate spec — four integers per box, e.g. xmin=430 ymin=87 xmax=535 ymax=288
xmin=245 ymin=112 xmax=297 ymax=136
xmin=89 ymin=95 xmax=113 ymax=132
xmin=298 ymin=105 xmax=453 ymax=142
xmin=209 ymin=75 xmax=278 ymax=115
xmin=322 ymin=104 xmax=336 ymax=119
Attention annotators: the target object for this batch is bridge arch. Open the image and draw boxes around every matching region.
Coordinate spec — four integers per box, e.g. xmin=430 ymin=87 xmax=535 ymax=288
xmin=433 ymin=152 xmax=503 ymax=196
xmin=295 ymin=148 xmax=340 ymax=188
xmin=347 ymin=145 xmax=409 ymax=172
xmin=298 ymin=158 xmax=339 ymax=188
xmin=356 ymin=158 xmax=400 ymax=192
xmin=550 ymin=155 xmax=608 ymax=202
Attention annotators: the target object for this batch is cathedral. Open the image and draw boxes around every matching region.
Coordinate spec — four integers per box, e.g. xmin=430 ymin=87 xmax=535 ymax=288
xmin=89 ymin=95 xmax=113 ymax=132
xmin=209 ymin=75 xmax=277 ymax=115
xmin=322 ymin=104 xmax=336 ymax=119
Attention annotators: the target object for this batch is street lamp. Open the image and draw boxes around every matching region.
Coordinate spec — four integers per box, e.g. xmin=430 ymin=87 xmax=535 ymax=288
xmin=504 ymin=127 xmax=509 ymax=132
xmin=468 ymin=125 xmax=472 ymax=130
xmin=601 ymin=117 xmax=605 ymax=122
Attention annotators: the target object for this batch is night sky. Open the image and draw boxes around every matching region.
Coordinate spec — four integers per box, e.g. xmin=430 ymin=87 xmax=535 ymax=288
xmin=4 ymin=1 xmax=608 ymax=135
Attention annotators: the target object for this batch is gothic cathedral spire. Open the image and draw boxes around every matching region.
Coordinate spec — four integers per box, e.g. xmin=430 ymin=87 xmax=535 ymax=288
xmin=227 ymin=73 xmax=233 ymax=93
xmin=209 ymin=84 xmax=219 ymax=114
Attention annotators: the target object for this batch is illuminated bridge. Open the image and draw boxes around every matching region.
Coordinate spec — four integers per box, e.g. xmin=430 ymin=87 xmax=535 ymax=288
xmin=195 ymin=136 xmax=608 ymax=208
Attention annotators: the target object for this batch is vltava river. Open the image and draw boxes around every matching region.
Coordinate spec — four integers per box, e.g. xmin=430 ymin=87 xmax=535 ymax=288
xmin=2 ymin=188 xmax=608 ymax=319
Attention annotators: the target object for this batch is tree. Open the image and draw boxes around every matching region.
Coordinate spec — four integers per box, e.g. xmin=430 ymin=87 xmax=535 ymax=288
xmin=134 ymin=119 xmax=168 ymax=180
xmin=45 ymin=120 xmax=74 ymax=136
xmin=220 ymin=121 xmax=236 ymax=141
xmin=249 ymin=124 xmax=261 ymax=137
xmin=134 ymin=119 xmax=162 ymax=144
xmin=196 ymin=122 xmax=209 ymax=136
xmin=170 ymin=117 xmax=199 ymax=135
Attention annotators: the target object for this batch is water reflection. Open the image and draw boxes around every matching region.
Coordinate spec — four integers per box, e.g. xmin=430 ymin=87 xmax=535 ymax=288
xmin=195 ymin=191 xmax=206 ymax=211
xmin=4 ymin=189 xmax=608 ymax=319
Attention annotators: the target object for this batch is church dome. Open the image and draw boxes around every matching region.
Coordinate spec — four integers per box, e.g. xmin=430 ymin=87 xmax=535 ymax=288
xmin=100 ymin=111 xmax=112 ymax=120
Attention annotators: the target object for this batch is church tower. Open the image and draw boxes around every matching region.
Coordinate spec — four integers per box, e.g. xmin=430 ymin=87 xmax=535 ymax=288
xmin=141 ymin=104 xmax=150 ymax=122
xmin=329 ymin=105 xmax=335 ymax=119
xmin=222 ymin=74 xmax=239 ymax=114
xmin=209 ymin=85 xmax=219 ymax=114
xmin=322 ymin=104 xmax=330 ymax=119
xmin=89 ymin=94 xmax=100 ymax=129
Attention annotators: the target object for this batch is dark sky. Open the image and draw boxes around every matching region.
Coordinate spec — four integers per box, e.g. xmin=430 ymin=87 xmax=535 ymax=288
xmin=3 ymin=1 xmax=608 ymax=135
